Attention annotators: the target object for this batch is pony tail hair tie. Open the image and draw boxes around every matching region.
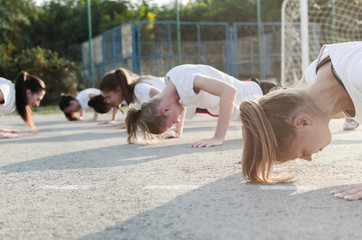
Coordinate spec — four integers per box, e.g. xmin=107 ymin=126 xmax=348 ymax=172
xmin=23 ymin=71 xmax=28 ymax=81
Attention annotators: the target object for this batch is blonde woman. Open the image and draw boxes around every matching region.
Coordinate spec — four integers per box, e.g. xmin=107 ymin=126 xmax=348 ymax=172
xmin=239 ymin=41 xmax=362 ymax=201
xmin=125 ymin=64 xmax=277 ymax=147
xmin=298 ymin=58 xmax=359 ymax=130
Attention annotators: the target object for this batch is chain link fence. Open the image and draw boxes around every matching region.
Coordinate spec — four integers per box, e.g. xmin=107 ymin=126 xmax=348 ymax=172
xmin=82 ymin=21 xmax=282 ymax=88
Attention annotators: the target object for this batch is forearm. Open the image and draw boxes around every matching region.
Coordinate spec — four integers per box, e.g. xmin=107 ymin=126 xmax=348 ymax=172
xmin=214 ymin=90 xmax=236 ymax=140
xmin=79 ymin=110 xmax=85 ymax=119
xmin=175 ymin=108 xmax=186 ymax=136
xmin=93 ymin=112 xmax=99 ymax=120
xmin=111 ymin=107 xmax=118 ymax=121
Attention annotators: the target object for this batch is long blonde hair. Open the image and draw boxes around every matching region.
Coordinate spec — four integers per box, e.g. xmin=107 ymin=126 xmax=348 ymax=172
xmin=239 ymin=89 xmax=322 ymax=183
xmin=125 ymin=96 xmax=168 ymax=144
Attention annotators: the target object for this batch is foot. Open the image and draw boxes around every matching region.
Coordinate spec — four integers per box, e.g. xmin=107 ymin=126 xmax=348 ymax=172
xmin=343 ymin=118 xmax=359 ymax=131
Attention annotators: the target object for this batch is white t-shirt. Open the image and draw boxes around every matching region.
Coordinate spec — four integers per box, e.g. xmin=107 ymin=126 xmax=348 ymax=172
xmin=133 ymin=77 xmax=166 ymax=103
xmin=76 ymin=88 xmax=101 ymax=110
xmin=315 ymin=42 xmax=362 ymax=122
xmin=0 ymin=77 xmax=16 ymax=117
xmin=133 ymin=76 xmax=197 ymax=119
xmin=165 ymin=64 xmax=263 ymax=120
xmin=301 ymin=59 xmax=318 ymax=86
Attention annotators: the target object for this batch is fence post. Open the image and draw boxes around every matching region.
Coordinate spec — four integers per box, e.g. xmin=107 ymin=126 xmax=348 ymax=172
xmin=256 ymin=0 xmax=263 ymax=80
xmin=176 ymin=0 xmax=181 ymax=65
xmin=87 ymin=0 xmax=94 ymax=87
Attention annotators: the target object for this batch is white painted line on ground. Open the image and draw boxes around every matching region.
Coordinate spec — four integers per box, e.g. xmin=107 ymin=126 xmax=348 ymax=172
xmin=144 ymin=185 xmax=200 ymax=190
xmin=259 ymin=185 xmax=317 ymax=190
xmin=37 ymin=185 xmax=94 ymax=190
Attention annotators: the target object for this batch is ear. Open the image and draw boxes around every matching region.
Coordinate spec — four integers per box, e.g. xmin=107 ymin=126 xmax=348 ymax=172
xmin=26 ymin=89 xmax=32 ymax=97
xmin=160 ymin=105 xmax=170 ymax=115
xmin=292 ymin=115 xmax=314 ymax=129
xmin=115 ymin=86 xmax=122 ymax=92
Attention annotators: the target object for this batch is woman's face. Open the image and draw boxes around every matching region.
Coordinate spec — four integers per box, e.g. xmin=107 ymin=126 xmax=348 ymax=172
xmin=163 ymin=102 xmax=185 ymax=129
xmin=102 ymin=87 xmax=122 ymax=106
xmin=26 ymin=90 xmax=45 ymax=108
xmin=278 ymin=117 xmax=332 ymax=162
xmin=63 ymin=100 xmax=81 ymax=114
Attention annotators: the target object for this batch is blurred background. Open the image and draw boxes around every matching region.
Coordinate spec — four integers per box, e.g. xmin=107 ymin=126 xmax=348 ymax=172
xmin=1 ymin=0 xmax=361 ymax=106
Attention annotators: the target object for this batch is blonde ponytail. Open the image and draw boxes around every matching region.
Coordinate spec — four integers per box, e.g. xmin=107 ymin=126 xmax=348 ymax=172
xmin=125 ymin=98 xmax=167 ymax=144
xmin=239 ymin=89 xmax=322 ymax=183
xmin=240 ymin=101 xmax=279 ymax=183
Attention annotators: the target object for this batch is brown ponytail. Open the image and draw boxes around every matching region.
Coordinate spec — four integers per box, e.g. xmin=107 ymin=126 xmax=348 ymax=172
xmin=239 ymin=89 xmax=322 ymax=183
xmin=15 ymin=71 xmax=46 ymax=132
xmin=125 ymin=97 xmax=167 ymax=144
xmin=99 ymin=68 xmax=135 ymax=105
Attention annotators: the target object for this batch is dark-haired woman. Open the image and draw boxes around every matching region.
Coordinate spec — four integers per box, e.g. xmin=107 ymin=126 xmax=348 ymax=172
xmin=99 ymin=68 xmax=167 ymax=129
xmin=59 ymin=88 xmax=118 ymax=124
xmin=0 ymin=71 xmax=46 ymax=138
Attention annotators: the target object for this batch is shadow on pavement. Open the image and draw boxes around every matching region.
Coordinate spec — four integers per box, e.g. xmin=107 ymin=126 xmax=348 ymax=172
xmin=0 ymin=130 xmax=126 ymax=145
xmin=0 ymin=138 xmax=243 ymax=173
xmin=77 ymin=174 xmax=362 ymax=240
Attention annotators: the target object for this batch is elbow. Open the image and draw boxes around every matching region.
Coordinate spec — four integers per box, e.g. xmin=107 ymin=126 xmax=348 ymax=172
xmin=225 ymin=86 xmax=236 ymax=101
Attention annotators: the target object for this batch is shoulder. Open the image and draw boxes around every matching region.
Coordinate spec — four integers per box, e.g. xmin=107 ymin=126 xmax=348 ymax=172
xmin=0 ymin=77 xmax=13 ymax=86
xmin=82 ymin=88 xmax=101 ymax=94
xmin=0 ymin=78 xmax=14 ymax=93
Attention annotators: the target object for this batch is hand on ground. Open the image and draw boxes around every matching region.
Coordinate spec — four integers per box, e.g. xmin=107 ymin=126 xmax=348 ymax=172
xmin=161 ymin=129 xmax=181 ymax=139
xmin=330 ymin=183 xmax=362 ymax=201
xmin=86 ymin=118 xmax=97 ymax=122
xmin=0 ymin=128 xmax=19 ymax=133
xmin=0 ymin=132 xmax=20 ymax=139
xmin=191 ymin=136 xmax=223 ymax=148
xmin=98 ymin=120 xmax=116 ymax=125
xmin=115 ymin=122 xmax=126 ymax=129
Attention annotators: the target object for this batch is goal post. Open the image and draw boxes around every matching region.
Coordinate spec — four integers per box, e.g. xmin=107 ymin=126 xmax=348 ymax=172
xmin=281 ymin=0 xmax=362 ymax=87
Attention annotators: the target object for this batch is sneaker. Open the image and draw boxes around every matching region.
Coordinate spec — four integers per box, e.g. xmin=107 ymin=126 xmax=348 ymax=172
xmin=343 ymin=118 xmax=359 ymax=131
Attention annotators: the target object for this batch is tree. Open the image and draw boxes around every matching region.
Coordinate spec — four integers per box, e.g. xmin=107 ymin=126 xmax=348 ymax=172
xmin=0 ymin=0 xmax=39 ymax=67
xmin=31 ymin=0 xmax=137 ymax=61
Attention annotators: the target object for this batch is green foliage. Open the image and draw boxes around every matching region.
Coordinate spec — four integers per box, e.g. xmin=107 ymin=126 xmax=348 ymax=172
xmin=0 ymin=46 xmax=79 ymax=106
xmin=155 ymin=0 xmax=284 ymax=23
xmin=31 ymin=0 xmax=136 ymax=62
xmin=0 ymin=0 xmax=39 ymax=49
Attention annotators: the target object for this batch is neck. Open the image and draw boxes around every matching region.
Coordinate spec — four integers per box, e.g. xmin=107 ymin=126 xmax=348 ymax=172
xmin=306 ymin=62 xmax=354 ymax=118
xmin=159 ymin=78 xmax=180 ymax=106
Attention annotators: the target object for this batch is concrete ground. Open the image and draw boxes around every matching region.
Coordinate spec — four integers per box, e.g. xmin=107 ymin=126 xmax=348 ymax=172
xmin=1 ymin=111 xmax=362 ymax=240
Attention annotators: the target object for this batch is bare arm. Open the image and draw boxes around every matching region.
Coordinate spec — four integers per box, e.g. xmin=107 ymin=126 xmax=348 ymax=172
xmin=79 ymin=110 xmax=85 ymax=120
xmin=111 ymin=106 xmax=118 ymax=121
xmin=191 ymin=75 xmax=236 ymax=147
xmin=162 ymin=107 xmax=186 ymax=139
xmin=92 ymin=111 xmax=99 ymax=121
